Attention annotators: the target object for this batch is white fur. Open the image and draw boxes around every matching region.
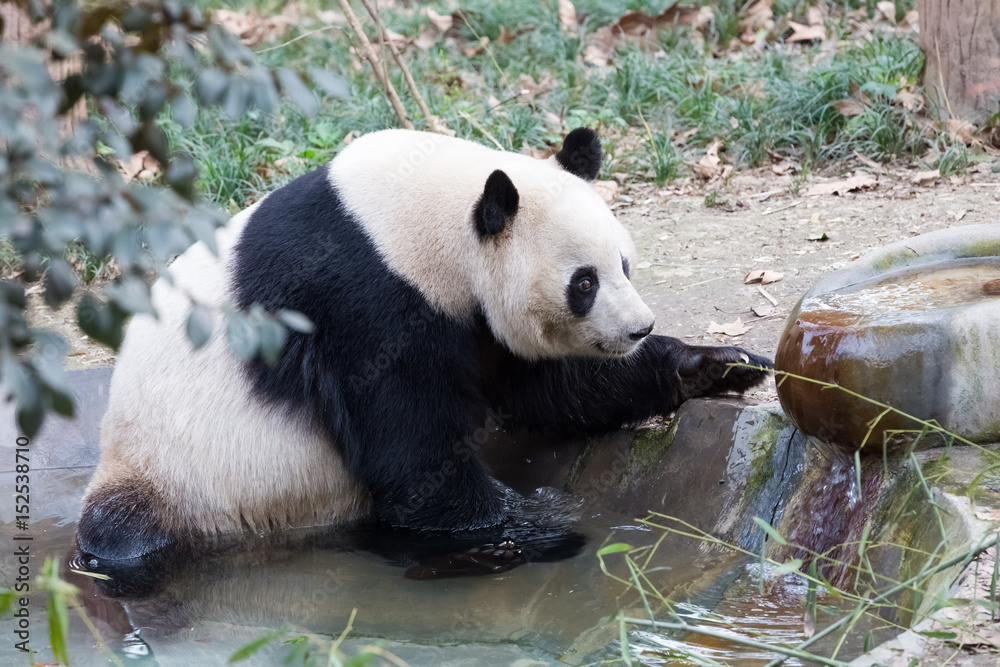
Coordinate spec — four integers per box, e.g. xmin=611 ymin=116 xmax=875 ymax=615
xmin=85 ymin=201 xmax=369 ymax=535
xmin=330 ymin=130 xmax=655 ymax=359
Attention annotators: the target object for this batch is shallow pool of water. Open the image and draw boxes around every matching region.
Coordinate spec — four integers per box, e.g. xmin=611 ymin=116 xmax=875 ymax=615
xmin=801 ymin=259 xmax=1000 ymax=327
xmin=0 ymin=371 xmax=908 ymax=666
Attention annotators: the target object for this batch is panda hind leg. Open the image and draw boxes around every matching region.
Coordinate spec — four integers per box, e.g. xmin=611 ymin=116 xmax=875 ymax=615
xmin=77 ymin=479 xmax=173 ymax=563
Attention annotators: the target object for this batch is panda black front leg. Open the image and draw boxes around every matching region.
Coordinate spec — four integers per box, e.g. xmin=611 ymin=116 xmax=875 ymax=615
xmin=490 ymin=333 xmax=773 ymax=436
xmin=676 ymin=341 xmax=774 ymax=401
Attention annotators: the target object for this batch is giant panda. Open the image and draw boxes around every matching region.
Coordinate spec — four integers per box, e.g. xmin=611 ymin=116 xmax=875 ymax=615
xmin=76 ymin=128 xmax=771 ymax=578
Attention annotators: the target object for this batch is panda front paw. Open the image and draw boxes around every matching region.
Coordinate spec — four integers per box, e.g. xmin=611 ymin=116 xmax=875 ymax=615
xmin=678 ymin=345 xmax=772 ymax=400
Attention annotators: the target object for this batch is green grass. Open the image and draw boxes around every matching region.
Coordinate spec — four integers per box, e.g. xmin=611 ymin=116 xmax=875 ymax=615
xmin=0 ymin=0 xmax=965 ymax=282
xmin=163 ymin=0 xmax=950 ymax=214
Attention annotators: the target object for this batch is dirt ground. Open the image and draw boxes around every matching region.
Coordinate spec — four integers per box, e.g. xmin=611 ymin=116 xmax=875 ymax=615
xmin=618 ymin=164 xmax=1000 ymax=402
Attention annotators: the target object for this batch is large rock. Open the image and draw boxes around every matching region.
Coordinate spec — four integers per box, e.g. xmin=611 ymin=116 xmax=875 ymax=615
xmin=775 ymin=224 xmax=1000 ymax=451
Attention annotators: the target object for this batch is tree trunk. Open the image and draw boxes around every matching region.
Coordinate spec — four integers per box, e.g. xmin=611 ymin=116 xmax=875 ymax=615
xmin=918 ymin=0 xmax=1000 ymax=122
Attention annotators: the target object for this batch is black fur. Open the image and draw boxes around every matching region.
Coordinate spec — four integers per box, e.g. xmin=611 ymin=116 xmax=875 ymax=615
xmin=566 ymin=266 xmax=599 ymax=317
xmin=555 ymin=127 xmax=602 ymax=181
xmin=231 ymin=166 xmax=773 ymax=537
xmin=233 ymin=167 xmax=505 ymax=532
xmin=473 ymin=169 xmax=519 ymax=239
xmin=485 ymin=334 xmax=773 ymax=437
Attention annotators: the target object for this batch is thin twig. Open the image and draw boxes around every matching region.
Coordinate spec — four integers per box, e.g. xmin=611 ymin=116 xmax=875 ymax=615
xmin=336 ymin=0 xmax=413 ymax=129
xmin=934 ymin=37 xmax=954 ymax=120
xmin=359 ymin=0 xmax=446 ymax=132
xmin=255 ymin=25 xmax=340 ymax=54
xmin=457 ymin=110 xmax=504 ymax=150
xmin=761 ymin=200 xmax=802 ymax=216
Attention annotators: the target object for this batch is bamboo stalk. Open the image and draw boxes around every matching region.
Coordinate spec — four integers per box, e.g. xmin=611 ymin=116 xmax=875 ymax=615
xmin=359 ymin=0 xmax=447 ymax=132
xmin=336 ymin=0 xmax=413 ymax=130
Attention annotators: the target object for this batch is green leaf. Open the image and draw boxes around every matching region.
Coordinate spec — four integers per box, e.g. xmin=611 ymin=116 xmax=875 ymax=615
xmin=77 ymin=294 xmax=126 ymax=350
xmin=44 ymin=258 xmax=77 ymax=308
xmin=917 ymin=631 xmax=958 ymax=639
xmin=186 ymin=304 xmax=214 ymax=350
xmin=596 ymin=543 xmax=633 ymax=557
xmin=17 ymin=401 xmax=45 ymax=439
xmin=226 ymin=313 xmax=260 ymax=361
xmin=105 ymin=276 xmax=155 ymax=316
xmin=752 ymin=517 xmax=788 ymax=545
xmin=276 ymin=68 xmax=318 ymax=116
xmin=618 ymin=613 xmax=633 ymax=667
xmin=47 ymin=587 xmax=70 ymax=666
xmin=196 ymin=68 xmax=229 ymax=106
xmin=773 ymin=558 xmax=803 ymax=575
xmin=229 ymin=628 xmax=286 ymax=663
xmin=0 ymin=588 xmax=14 ymax=616
xmin=167 ymin=154 xmax=199 ymax=200
xmin=223 ymin=76 xmax=250 ymax=119
xmin=50 ymin=388 xmax=75 ymax=418
xmin=171 ymin=94 xmax=197 ymax=128
xmin=308 ymin=67 xmax=349 ymax=99
xmin=277 ymin=309 xmax=314 ymax=334
xmin=258 ymin=317 xmax=287 ymax=366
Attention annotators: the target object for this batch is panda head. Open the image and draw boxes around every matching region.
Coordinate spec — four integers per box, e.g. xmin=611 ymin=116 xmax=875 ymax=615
xmin=472 ymin=128 xmax=656 ymax=360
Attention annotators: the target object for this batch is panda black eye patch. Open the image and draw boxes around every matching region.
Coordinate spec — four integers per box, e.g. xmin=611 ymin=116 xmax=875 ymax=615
xmin=567 ymin=266 xmax=599 ymax=317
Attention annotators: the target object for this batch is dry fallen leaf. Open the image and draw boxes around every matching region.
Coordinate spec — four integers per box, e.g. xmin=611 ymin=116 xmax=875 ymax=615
xmin=805 ymin=172 xmax=878 ymax=196
xmin=425 ymin=8 xmax=454 ymax=33
xmin=910 ymin=169 xmax=940 ymax=186
xmin=785 ymin=21 xmax=825 ymax=42
xmin=895 ymin=89 xmax=922 ymax=111
xmin=948 ymin=118 xmax=976 ymax=145
xmin=559 ymin=0 xmax=578 ymax=35
xmin=592 ymin=180 xmax=619 ymax=203
xmin=213 ymin=8 xmax=293 ymax=46
xmin=381 ymin=28 xmax=410 ymax=51
xmin=413 ymin=30 xmax=437 ymax=50
xmin=584 ymin=6 xmax=706 ymax=65
xmin=830 ymin=98 xmax=866 ymax=117
xmin=518 ymin=73 xmax=555 ymax=104
xmin=853 ymin=150 xmax=885 ymax=173
xmin=121 ymin=150 xmax=159 ymax=181
xmin=900 ymin=9 xmax=919 ymax=28
xmin=694 ymin=138 xmax=724 ymax=180
xmin=875 ymin=1 xmax=897 ymax=23
xmin=744 ymin=270 xmax=784 ymax=285
xmin=738 ymin=0 xmax=773 ymax=44
xmin=273 ymin=156 xmax=305 ymax=171
xmin=707 ymin=317 xmax=749 ymax=336
xmin=464 ymin=35 xmax=490 ymax=57
xmin=752 ymin=303 xmax=775 ymax=317
xmin=975 ymin=508 xmax=1000 ymax=521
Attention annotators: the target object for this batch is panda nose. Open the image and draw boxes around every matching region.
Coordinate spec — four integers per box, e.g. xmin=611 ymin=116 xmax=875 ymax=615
xmin=629 ymin=323 xmax=654 ymax=341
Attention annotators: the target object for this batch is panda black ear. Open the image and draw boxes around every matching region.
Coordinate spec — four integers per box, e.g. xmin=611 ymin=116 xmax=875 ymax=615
xmin=555 ymin=127 xmax=602 ymax=181
xmin=474 ymin=169 xmax=519 ymax=240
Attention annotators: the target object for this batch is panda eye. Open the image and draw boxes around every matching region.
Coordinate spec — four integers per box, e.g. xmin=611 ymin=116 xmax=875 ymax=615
xmin=578 ymin=276 xmax=594 ymax=292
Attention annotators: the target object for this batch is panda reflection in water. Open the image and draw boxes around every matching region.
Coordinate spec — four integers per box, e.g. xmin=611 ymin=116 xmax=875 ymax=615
xmin=76 ymin=128 xmax=771 ymax=583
